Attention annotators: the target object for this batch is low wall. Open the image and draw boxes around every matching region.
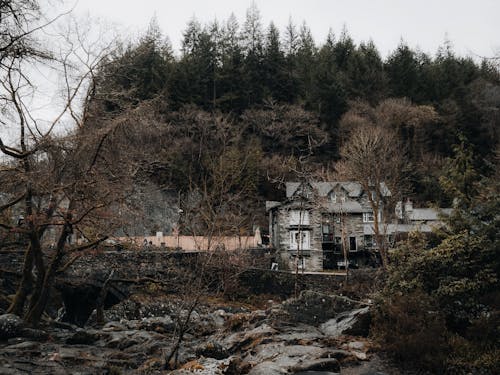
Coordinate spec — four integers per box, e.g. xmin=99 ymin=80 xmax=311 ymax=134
xmin=119 ymin=235 xmax=260 ymax=251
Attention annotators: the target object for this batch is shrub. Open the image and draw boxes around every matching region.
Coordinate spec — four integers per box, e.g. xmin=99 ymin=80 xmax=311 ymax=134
xmin=372 ymin=289 xmax=449 ymax=372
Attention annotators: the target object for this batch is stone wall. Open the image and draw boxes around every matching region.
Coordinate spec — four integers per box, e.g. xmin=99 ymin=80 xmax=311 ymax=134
xmin=238 ymin=268 xmax=378 ymax=299
xmin=120 ymin=234 xmax=260 ymax=251
xmin=1 ymin=249 xmax=378 ymax=305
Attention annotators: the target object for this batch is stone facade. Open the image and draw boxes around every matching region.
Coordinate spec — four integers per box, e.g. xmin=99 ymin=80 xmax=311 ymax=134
xmin=267 ymin=182 xmax=389 ymax=272
xmin=267 ymin=182 xmax=451 ymax=272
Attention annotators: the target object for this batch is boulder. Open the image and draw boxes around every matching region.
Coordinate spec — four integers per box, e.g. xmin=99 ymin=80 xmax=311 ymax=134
xmin=0 ymin=314 xmax=24 ymax=340
xmin=137 ymin=316 xmax=175 ymax=333
xmin=320 ymin=306 xmax=370 ymax=337
xmin=65 ymin=330 xmax=99 ymax=345
xmin=4 ymin=341 xmax=40 ymax=351
xmin=195 ymin=341 xmax=229 ymax=360
xmin=291 ymin=358 xmax=340 ymax=373
xmin=276 ymin=291 xmax=365 ymax=325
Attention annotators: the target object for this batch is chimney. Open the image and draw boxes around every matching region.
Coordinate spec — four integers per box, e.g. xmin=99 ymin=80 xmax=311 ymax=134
xmin=404 ymin=199 xmax=413 ymax=218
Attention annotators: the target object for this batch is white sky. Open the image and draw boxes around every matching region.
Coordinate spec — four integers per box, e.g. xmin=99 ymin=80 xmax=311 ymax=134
xmin=68 ymin=0 xmax=500 ymax=59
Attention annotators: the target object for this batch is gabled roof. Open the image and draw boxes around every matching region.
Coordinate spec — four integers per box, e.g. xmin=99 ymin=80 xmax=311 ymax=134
xmin=285 ymin=181 xmax=390 ymax=199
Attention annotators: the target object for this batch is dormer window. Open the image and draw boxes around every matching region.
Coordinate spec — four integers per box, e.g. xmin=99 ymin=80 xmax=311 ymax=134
xmin=363 ymin=211 xmax=375 ymax=223
xmin=329 ymin=192 xmax=337 ymax=203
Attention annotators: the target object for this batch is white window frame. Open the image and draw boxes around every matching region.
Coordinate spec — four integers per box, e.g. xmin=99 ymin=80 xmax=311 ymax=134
xmin=363 ymin=212 xmax=375 ymax=223
xmin=289 ymin=230 xmax=310 ymax=250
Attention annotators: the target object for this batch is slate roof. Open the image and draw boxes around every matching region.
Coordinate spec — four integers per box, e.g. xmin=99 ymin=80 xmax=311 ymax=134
xmin=285 ymin=181 xmax=390 ymax=198
xmin=363 ymin=223 xmax=435 ymax=234
xmin=409 ymin=208 xmax=452 ymax=221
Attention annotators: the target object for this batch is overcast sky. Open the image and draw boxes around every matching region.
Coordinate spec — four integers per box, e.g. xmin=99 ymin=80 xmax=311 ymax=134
xmin=69 ymin=0 xmax=500 ymax=59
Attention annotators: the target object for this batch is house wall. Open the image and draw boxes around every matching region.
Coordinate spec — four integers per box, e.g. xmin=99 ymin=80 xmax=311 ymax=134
xmin=274 ymin=204 xmax=323 ymax=272
xmin=272 ymin=195 xmax=377 ymax=271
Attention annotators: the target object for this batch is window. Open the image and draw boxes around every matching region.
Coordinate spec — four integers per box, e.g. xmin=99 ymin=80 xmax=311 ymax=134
xmin=290 ymin=230 xmax=310 ymax=250
xmin=322 ymin=223 xmax=333 ymax=242
xmin=363 ymin=212 xmax=374 ymax=223
xmin=289 ymin=210 xmax=310 ymax=226
xmin=334 ymin=236 xmax=342 ymax=253
xmin=329 ymin=191 xmax=337 ymax=203
xmin=349 ymin=236 xmax=357 ymax=251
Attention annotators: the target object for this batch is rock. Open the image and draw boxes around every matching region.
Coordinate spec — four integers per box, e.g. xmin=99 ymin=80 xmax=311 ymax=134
xmin=101 ymin=321 xmax=128 ymax=331
xmin=117 ymin=337 xmax=141 ymax=350
xmin=170 ymin=357 xmax=237 ymax=375
xmin=207 ymin=310 xmax=228 ymax=329
xmin=342 ymin=307 xmax=371 ymax=336
xmin=291 ymin=358 xmax=341 ymax=373
xmin=5 ymin=341 xmax=40 ymax=350
xmin=244 ymin=343 xmax=332 ymax=374
xmin=195 ymin=341 xmax=229 ymax=360
xmin=103 ymin=331 xmax=130 ymax=348
xmin=66 ymin=330 xmax=99 ymax=345
xmin=138 ymin=316 xmax=175 ymax=332
xmin=0 ymin=314 xmax=24 ymax=339
xmin=276 ymin=291 xmax=365 ymax=325
xmin=58 ymin=347 xmax=82 ymax=361
xmin=273 ymin=323 xmax=323 ymax=343
xmin=319 ymin=306 xmax=370 ymax=337
xmin=351 ymin=351 xmax=368 ymax=361
xmin=347 ymin=341 xmax=366 ymax=351
xmin=19 ymin=327 xmax=49 ymax=341
xmin=327 ymin=349 xmax=353 ymax=360
xmin=247 ymin=361 xmax=285 ymax=375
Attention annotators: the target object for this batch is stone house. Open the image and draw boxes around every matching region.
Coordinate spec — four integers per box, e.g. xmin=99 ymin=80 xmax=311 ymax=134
xmin=266 ymin=181 xmax=449 ymax=272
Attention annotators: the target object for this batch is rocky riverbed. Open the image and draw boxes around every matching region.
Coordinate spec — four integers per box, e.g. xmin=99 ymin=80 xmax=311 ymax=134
xmin=0 ymin=291 xmax=402 ymax=374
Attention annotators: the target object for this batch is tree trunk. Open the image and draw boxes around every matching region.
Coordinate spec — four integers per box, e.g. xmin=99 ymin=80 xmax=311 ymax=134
xmin=24 ymin=226 xmax=69 ymax=326
xmin=7 ymin=244 xmax=34 ymax=315
xmin=26 ymin=234 xmax=46 ymax=314
xmin=373 ymin=212 xmax=388 ymax=268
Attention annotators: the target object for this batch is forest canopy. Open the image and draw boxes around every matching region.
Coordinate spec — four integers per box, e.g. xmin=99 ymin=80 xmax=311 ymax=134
xmin=85 ymin=6 xmax=499 ymax=210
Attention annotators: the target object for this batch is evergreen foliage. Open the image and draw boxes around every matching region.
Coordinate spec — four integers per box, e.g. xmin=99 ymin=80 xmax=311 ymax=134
xmin=87 ymin=5 xmax=500 ymax=206
xmin=373 ymin=138 xmax=500 ymax=372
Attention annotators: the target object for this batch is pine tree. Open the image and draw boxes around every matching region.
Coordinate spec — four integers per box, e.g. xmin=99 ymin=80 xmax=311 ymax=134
xmin=241 ymin=2 xmax=265 ymax=106
xmin=263 ymin=22 xmax=289 ymax=102
xmin=296 ymin=22 xmax=317 ymax=105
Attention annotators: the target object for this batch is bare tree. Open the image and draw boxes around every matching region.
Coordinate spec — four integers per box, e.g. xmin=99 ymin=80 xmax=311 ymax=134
xmin=166 ymin=108 xmax=261 ymax=249
xmin=338 ymin=125 xmax=408 ymax=268
xmin=0 ymin=2 xmax=128 ymax=326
